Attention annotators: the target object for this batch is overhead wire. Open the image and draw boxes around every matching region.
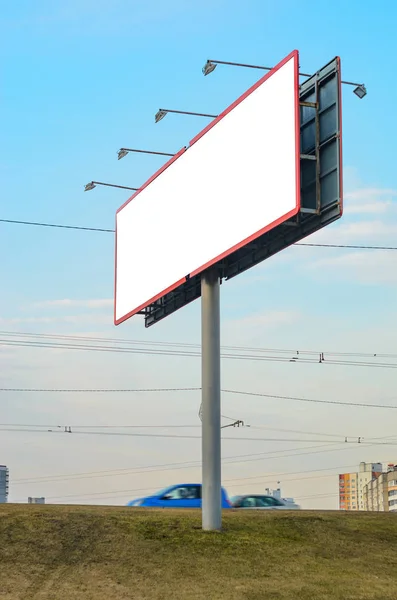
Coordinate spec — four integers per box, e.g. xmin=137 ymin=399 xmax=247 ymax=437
xmin=5 ymin=427 xmax=397 ymax=449
xmin=0 ymin=386 xmax=200 ymax=393
xmin=224 ymin=462 xmax=359 ymax=484
xmin=0 ymin=427 xmax=355 ymax=443
xmin=10 ymin=443 xmax=356 ymax=485
xmin=2 ymin=339 xmax=397 ymax=369
xmin=2 ymin=386 xmax=397 ymax=410
xmin=3 ymin=329 xmax=397 ymax=359
xmin=39 ymin=461 xmax=349 ymax=501
xmin=37 ymin=464 xmax=365 ymax=502
xmin=12 ymin=442 xmax=385 ymax=503
xmin=222 ymin=389 xmax=397 ymax=409
xmin=0 ymin=422 xmax=356 ymax=439
xmin=0 ymin=218 xmax=114 ymax=233
xmin=11 ymin=460 xmax=359 ymax=489
xmin=1 ymin=218 xmax=397 ymax=250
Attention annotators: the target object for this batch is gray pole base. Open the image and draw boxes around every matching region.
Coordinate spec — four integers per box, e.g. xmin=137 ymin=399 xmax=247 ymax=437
xmin=201 ymin=269 xmax=221 ymax=531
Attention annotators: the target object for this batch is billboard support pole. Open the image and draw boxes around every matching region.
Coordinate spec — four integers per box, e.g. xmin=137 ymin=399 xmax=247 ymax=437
xmin=201 ymin=268 xmax=222 ymax=531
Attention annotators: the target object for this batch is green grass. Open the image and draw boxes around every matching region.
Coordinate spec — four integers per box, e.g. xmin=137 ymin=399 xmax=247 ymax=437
xmin=1 ymin=505 xmax=397 ymax=599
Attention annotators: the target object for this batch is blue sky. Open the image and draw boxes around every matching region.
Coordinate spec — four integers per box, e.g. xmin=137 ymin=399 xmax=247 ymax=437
xmin=1 ymin=0 xmax=397 ymax=508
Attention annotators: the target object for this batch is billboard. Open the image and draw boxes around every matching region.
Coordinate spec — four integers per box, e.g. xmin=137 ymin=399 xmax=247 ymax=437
xmin=115 ymin=50 xmax=300 ymax=325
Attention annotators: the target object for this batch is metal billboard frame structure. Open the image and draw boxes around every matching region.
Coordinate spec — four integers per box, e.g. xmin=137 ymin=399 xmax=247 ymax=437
xmin=140 ymin=56 xmax=342 ymax=327
xmin=115 ymin=52 xmax=343 ymax=531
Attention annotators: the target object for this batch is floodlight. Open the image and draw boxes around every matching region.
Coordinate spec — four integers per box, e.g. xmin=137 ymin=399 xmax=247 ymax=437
xmin=154 ymin=108 xmax=218 ymax=122
xmin=117 ymin=149 xmax=129 ymax=160
xmin=155 ymin=109 xmax=167 ymax=123
xmin=84 ymin=180 xmax=139 ymax=192
xmin=202 ymin=60 xmax=217 ymax=76
xmin=204 ymin=57 xmax=367 ymax=97
xmin=353 ymin=84 xmax=367 ymax=99
xmin=116 ymin=147 xmax=175 ymax=158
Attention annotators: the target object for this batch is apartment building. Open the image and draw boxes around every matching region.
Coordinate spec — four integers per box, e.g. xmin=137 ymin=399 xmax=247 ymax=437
xmin=339 ymin=462 xmax=382 ymax=511
xmin=264 ymin=487 xmax=296 ymax=505
xmin=363 ymin=464 xmax=397 ymax=512
xmin=0 ymin=465 xmax=9 ymax=503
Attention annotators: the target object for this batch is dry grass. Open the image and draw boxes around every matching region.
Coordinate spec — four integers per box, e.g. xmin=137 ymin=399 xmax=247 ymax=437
xmin=1 ymin=504 xmax=397 ymax=599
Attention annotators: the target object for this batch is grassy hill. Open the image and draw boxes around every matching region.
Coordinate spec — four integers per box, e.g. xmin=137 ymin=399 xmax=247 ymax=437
xmin=1 ymin=505 xmax=396 ymax=599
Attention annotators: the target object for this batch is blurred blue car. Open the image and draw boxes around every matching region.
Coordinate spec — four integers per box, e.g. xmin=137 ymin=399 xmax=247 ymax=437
xmin=127 ymin=483 xmax=231 ymax=508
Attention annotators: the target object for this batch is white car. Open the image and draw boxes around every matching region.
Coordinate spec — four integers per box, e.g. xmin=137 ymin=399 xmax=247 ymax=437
xmin=231 ymin=494 xmax=300 ymax=510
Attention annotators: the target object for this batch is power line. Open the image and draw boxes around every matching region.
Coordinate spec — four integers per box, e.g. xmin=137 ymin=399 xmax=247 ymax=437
xmin=1 ymin=218 xmax=397 ymax=250
xmin=0 ymin=423 xmax=201 ymax=429
xmin=0 ymin=422 xmax=354 ymax=439
xmin=37 ymin=456 xmax=369 ymax=502
xmin=3 ymin=338 xmax=397 ymax=369
xmin=3 ymin=331 xmax=397 ymax=366
xmin=2 ymin=385 xmax=397 ymax=410
xmin=0 ymin=387 xmax=199 ymax=393
xmin=247 ymin=425 xmax=355 ymax=439
xmin=4 ymin=426 xmax=397 ymax=448
xmin=12 ymin=460 xmax=358 ymax=488
xmin=225 ymin=463 xmax=359 ymax=485
xmin=296 ymin=243 xmax=397 ymax=250
xmin=43 ymin=462 xmax=345 ymax=501
xmin=0 ymin=218 xmax=114 ymax=233
xmin=4 ymin=330 xmax=397 ymax=359
xmin=0 ymin=427 xmax=351 ymax=443
xmin=228 ymin=473 xmax=340 ymax=489
xmin=295 ymin=492 xmax=339 ymax=500
xmin=13 ymin=442 xmax=383 ymax=502
xmin=11 ymin=444 xmax=337 ymax=485
xmin=222 ymin=389 xmax=397 ymax=409
xmin=10 ymin=443 xmax=355 ymax=486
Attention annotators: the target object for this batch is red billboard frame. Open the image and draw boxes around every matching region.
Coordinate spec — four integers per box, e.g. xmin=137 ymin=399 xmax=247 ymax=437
xmin=114 ymin=50 xmax=300 ymax=326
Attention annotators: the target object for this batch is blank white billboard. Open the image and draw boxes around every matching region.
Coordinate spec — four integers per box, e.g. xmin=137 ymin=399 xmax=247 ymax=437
xmin=115 ymin=50 xmax=300 ymax=325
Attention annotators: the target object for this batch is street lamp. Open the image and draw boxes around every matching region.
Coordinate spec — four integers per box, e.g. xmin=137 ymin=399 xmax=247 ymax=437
xmin=84 ymin=181 xmax=139 ymax=192
xmin=154 ymin=108 xmax=218 ymax=123
xmin=202 ymin=58 xmax=368 ymax=97
xmin=117 ymin=147 xmax=175 ymax=160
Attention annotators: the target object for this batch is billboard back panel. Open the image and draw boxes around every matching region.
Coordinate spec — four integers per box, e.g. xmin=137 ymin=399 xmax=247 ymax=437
xmin=115 ymin=50 xmax=300 ymax=325
xmin=143 ymin=56 xmax=343 ymax=327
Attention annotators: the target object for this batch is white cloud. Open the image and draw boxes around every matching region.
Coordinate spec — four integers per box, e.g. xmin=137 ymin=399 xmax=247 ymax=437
xmin=308 ymin=251 xmax=397 ymax=284
xmin=345 ymin=187 xmax=396 ymax=215
xmin=226 ymin=310 xmax=300 ymax=330
xmin=310 ymin=218 xmax=397 ymax=246
xmin=346 ymin=188 xmax=396 ymax=200
xmin=222 ymin=310 xmax=301 ymax=346
xmin=296 ymin=180 xmax=397 ymax=253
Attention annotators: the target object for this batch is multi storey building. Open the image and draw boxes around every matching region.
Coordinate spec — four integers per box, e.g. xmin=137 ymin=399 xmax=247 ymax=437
xmin=264 ymin=487 xmax=296 ymax=505
xmin=0 ymin=465 xmax=9 ymax=503
xmin=339 ymin=462 xmax=382 ymax=511
xmin=363 ymin=464 xmax=397 ymax=512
